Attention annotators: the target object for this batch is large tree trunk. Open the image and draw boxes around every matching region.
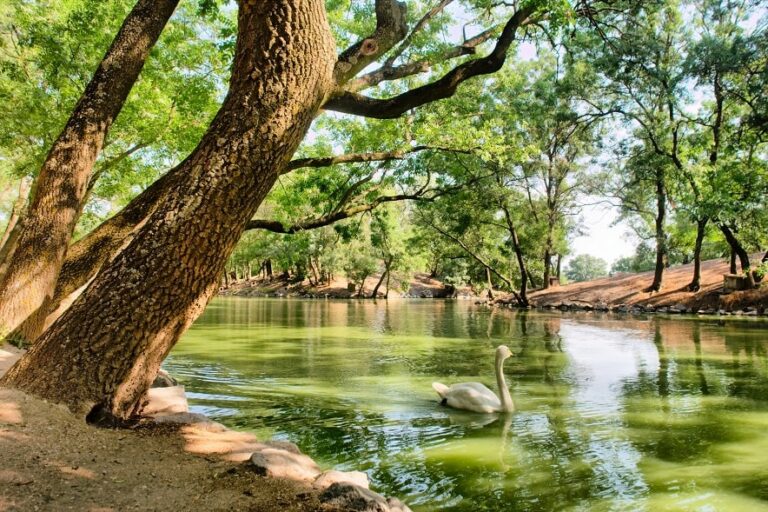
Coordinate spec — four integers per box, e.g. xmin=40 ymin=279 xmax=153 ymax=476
xmin=542 ymin=249 xmax=551 ymax=290
xmin=648 ymin=168 xmax=667 ymax=292
xmin=0 ymin=0 xmax=180 ymax=337
xmin=687 ymin=217 xmax=707 ymax=292
xmin=11 ymin=172 xmax=176 ymax=343
xmin=719 ymin=224 xmax=755 ymax=288
xmin=1 ymin=1 xmax=337 ymax=420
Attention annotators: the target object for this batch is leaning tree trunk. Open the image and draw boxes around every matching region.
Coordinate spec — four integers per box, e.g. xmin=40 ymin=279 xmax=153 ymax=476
xmin=0 ymin=0 xmax=180 ymax=337
xmin=648 ymin=168 xmax=667 ymax=292
xmin=719 ymin=224 xmax=755 ymax=288
xmin=500 ymin=202 xmax=529 ymax=306
xmin=1 ymin=1 xmax=337 ymax=420
xmin=11 ymin=171 xmax=176 ymax=343
xmin=0 ymin=177 xmax=32 ymax=272
xmin=688 ymin=217 xmax=707 ymax=292
xmin=371 ymin=268 xmax=388 ymax=299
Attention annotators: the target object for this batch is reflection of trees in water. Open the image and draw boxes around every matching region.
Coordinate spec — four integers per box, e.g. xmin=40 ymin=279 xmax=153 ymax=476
xmin=724 ymin=328 xmax=768 ymax=402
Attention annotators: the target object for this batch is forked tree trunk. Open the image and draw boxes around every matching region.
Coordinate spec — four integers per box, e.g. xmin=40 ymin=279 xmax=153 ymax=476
xmin=720 ymin=224 xmax=755 ymax=288
xmin=0 ymin=0 xmax=180 ymax=337
xmin=1 ymin=1 xmax=337 ymax=420
xmin=687 ymin=217 xmax=707 ymax=292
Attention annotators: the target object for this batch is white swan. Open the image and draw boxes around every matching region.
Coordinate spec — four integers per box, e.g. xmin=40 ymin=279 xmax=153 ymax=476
xmin=432 ymin=345 xmax=515 ymax=413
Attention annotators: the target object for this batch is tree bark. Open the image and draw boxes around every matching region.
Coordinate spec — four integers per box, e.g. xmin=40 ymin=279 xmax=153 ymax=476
xmin=1 ymin=1 xmax=337 ymax=420
xmin=0 ymin=0 xmax=180 ymax=337
xmin=542 ymin=249 xmax=551 ymax=290
xmin=0 ymin=177 xmax=32 ymax=272
xmin=648 ymin=167 xmax=667 ymax=292
xmin=687 ymin=217 xmax=707 ymax=292
xmin=719 ymin=224 xmax=755 ymax=288
xmin=11 ymin=172 xmax=175 ymax=343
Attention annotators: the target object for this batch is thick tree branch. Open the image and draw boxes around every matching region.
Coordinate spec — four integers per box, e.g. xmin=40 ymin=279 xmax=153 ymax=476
xmin=347 ymin=26 xmax=499 ymax=92
xmin=324 ymin=6 xmax=536 ymax=118
xmin=285 ymin=145 xmax=468 ymax=172
xmin=246 ymin=193 xmax=429 ymax=234
xmin=383 ymin=0 xmax=455 ymax=68
xmin=334 ymin=0 xmax=408 ymax=85
xmin=248 ymin=169 xmax=491 ymax=235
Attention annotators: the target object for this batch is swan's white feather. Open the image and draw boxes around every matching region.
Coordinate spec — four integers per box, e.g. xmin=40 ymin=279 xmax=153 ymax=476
xmin=440 ymin=382 xmax=502 ymax=414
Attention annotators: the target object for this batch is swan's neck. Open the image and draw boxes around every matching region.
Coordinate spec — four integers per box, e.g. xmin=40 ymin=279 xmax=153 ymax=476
xmin=495 ymin=355 xmax=514 ymax=413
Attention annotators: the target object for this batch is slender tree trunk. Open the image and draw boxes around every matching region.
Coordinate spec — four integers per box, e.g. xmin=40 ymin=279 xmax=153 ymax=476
xmin=556 ymin=254 xmax=561 ymax=281
xmin=719 ymin=224 xmax=755 ymax=288
xmin=486 ymin=266 xmax=494 ymax=300
xmin=371 ymin=267 xmax=388 ymax=298
xmin=0 ymin=178 xmax=32 ymax=272
xmin=543 ymin=249 xmax=551 ymax=290
xmin=265 ymin=259 xmax=273 ymax=279
xmin=1 ymin=1 xmax=337 ymax=420
xmin=688 ymin=217 xmax=707 ymax=292
xmin=729 ymin=249 xmax=737 ymax=274
xmin=500 ymin=202 xmax=528 ymax=306
xmin=0 ymin=0 xmax=180 ymax=337
xmin=384 ymin=267 xmax=391 ymax=298
xmin=648 ymin=168 xmax=667 ymax=292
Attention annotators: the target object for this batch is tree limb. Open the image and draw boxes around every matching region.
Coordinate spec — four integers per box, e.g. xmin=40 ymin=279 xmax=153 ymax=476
xmin=324 ymin=6 xmax=537 ymax=118
xmin=285 ymin=145 xmax=469 ymax=172
xmin=347 ymin=26 xmax=500 ymax=92
xmin=333 ymin=0 xmax=408 ymax=85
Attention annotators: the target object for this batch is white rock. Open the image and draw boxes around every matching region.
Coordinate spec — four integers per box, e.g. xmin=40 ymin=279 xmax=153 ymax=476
xmin=314 ymin=469 xmax=370 ymax=489
xmin=250 ymin=448 xmax=321 ymax=481
xmin=143 ymin=385 xmax=189 ymax=416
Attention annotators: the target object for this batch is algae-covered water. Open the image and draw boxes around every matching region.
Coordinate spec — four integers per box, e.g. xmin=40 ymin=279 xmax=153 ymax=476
xmin=167 ymin=298 xmax=768 ymax=511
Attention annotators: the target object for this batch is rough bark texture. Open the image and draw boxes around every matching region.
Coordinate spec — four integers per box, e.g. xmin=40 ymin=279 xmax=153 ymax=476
xmin=12 ymin=173 xmax=174 ymax=342
xmin=1 ymin=0 xmax=337 ymax=419
xmin=0 ymin=0 xmax=180 ymax=336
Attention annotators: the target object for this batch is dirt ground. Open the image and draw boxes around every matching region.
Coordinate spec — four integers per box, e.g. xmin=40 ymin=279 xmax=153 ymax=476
xmin=529 ymin=255 xmax=768 ymax=311
xmin=0 ymin=343 xmax=341 ymax=512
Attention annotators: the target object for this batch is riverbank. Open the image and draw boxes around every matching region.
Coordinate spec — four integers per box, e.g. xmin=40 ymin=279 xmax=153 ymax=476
xmin=220 ymin=271 xmax=472 ymax=299
xmin=0 ymin=344 xmax=412 ymax=512
xmin=519 ymin=256 xmax=768 ymax=315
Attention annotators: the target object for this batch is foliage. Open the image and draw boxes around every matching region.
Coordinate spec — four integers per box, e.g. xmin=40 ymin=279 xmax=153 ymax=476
xmin=565 ymin=254 xmax=608 ymax=282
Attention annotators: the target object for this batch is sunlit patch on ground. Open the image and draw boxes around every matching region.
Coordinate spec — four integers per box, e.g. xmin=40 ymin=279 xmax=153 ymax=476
xmin=0 ymin=402 xmax=22 ymax=425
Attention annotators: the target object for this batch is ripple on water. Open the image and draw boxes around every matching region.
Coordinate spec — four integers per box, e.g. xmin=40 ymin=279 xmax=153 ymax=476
xmin=170 ymin=299 xmax=768 ymax=512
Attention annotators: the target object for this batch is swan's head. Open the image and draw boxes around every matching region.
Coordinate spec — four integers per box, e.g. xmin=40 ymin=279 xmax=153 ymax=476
xmin=496 ymin=345 xmax=513 ymax=360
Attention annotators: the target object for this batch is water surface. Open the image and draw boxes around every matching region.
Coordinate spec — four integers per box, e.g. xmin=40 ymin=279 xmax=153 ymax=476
xmin=167 ymin=298 xmax=768 ymax=511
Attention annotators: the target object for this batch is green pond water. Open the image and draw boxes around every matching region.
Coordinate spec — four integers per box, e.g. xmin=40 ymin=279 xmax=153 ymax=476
xmin=167 ymin=298 xmax=768 ymax=511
